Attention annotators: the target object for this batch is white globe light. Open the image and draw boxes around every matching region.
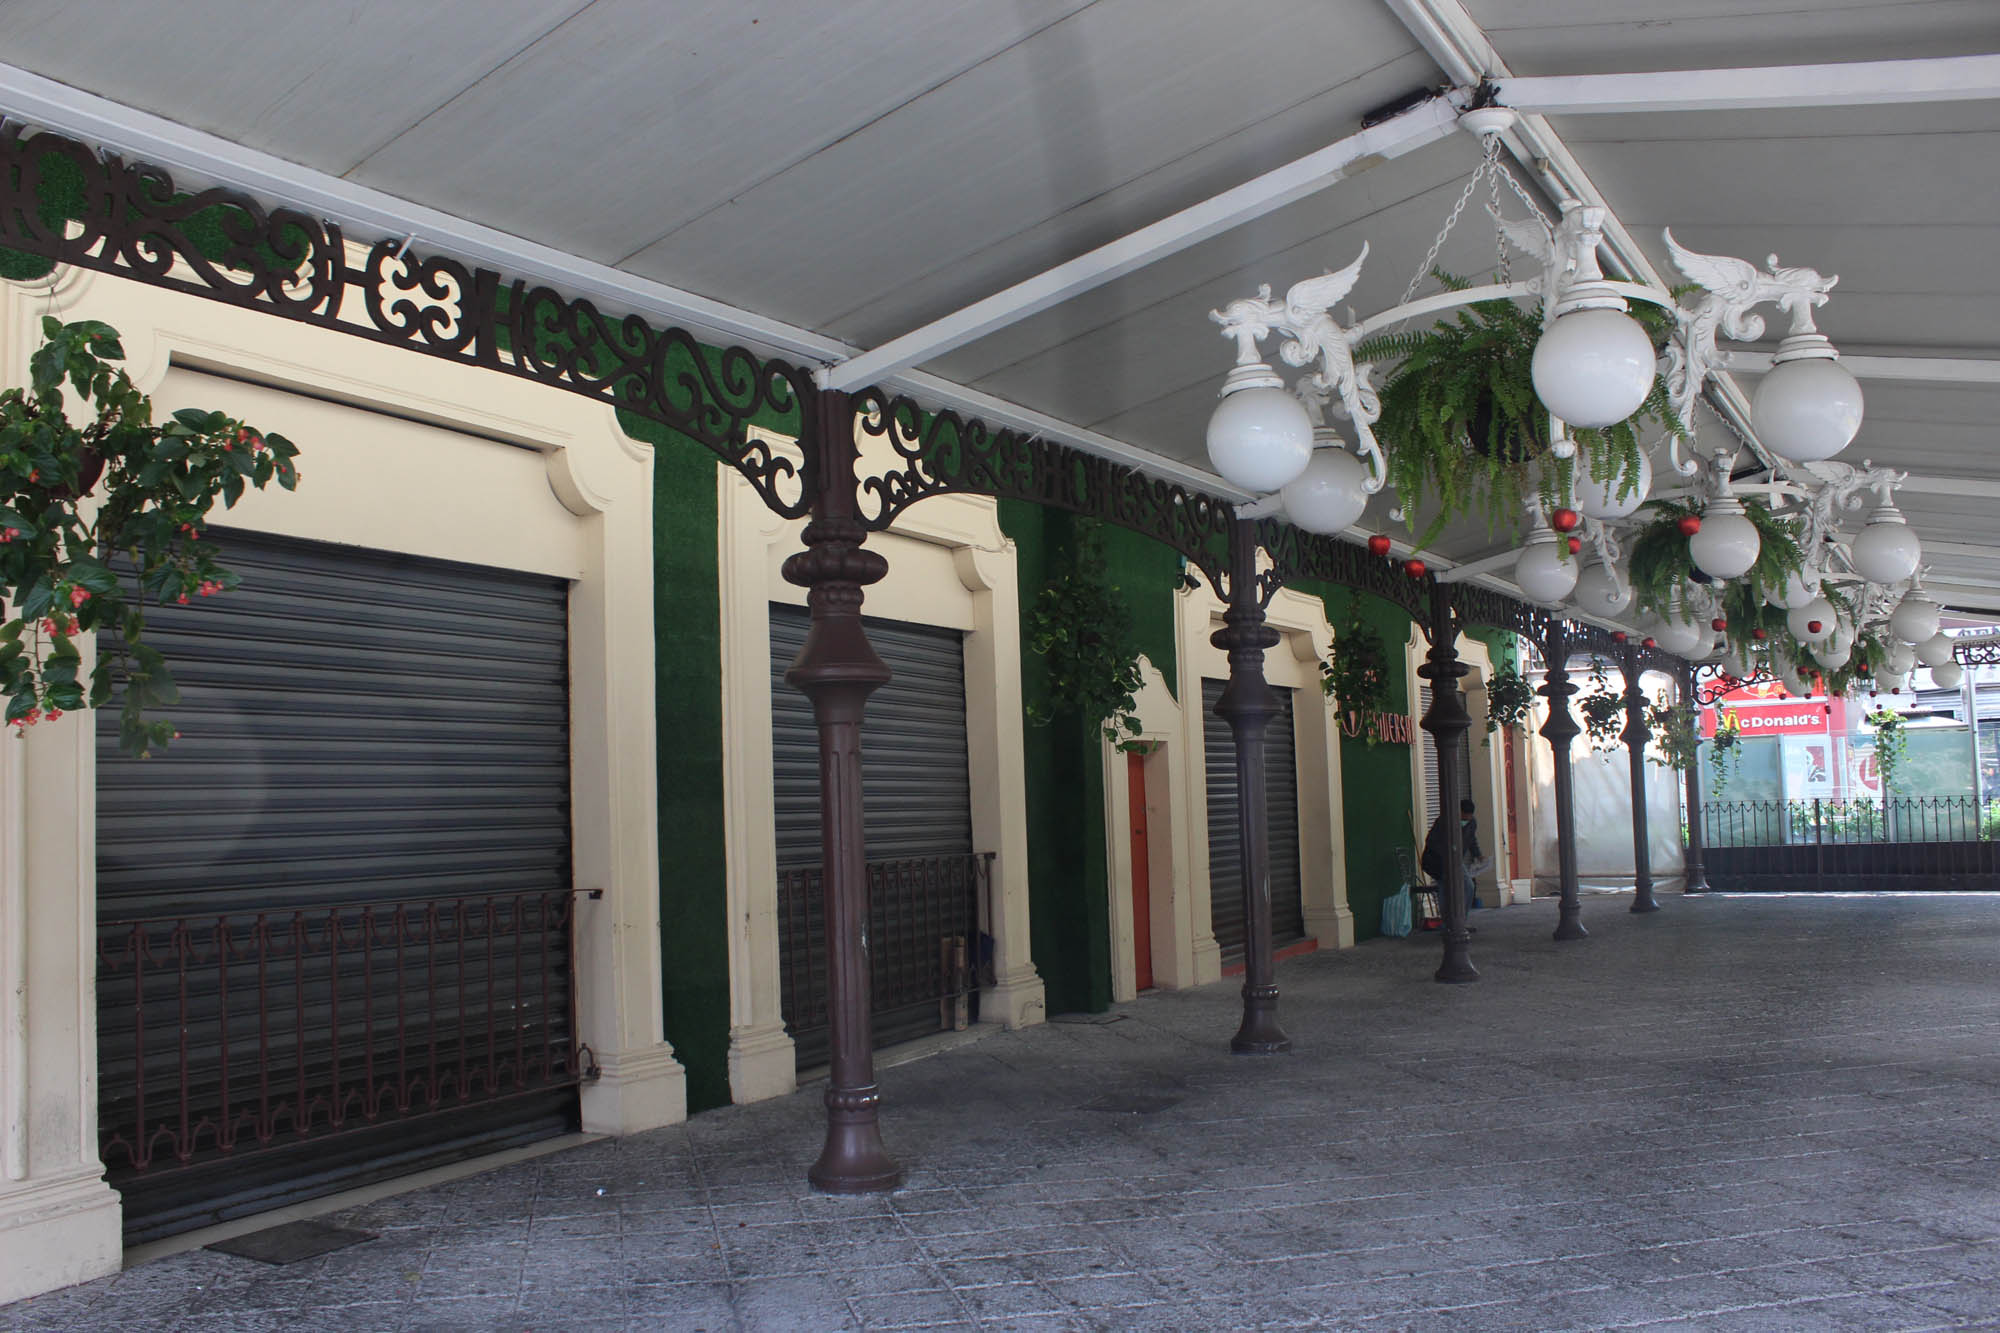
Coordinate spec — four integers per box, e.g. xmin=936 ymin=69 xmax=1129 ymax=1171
xmin=1280 ymin=444 xmax=1370 ymax=535
xmin=1751 ymin=357 xmax=1864 ymax=463
xmin=1915 ymin=633 xmax=1955 ymax=669
xmin=1531 ymin=307 xmax=1657 ymax=429
xmin=1573 ymin=449 xmax=1653 ymax=521
xmin=1206 ymin=378 xmax=1314 ymax=493
xmin=1766 ymin=568 xmax=1820 ymax=611
xmin=1931 ymin=660 xmax=1964 ymax=690
xmin=1886 ymin=640 xmax=1917 ymax=675
xmin=1571 ymin=561 xmax=1633 ymax=618
xmin=1815 ymin=638 xmax=1852 ymax=672
xmin=1774 ymin=655 xmax=1811 ymax=698
xmin=1889 ymin=592 xmax=1942 ymax=646
xmin=1688 ymin=498 xmax=1761 ymax=580
xmin=1827 ymin=620 xmax=1855 ymax=656
xmin=1515 ymin=531 xmax=1580 ymax=604
xmin=1850 ymin=505 xmax=1922 ymax=584
xmin=1786 ymin=597 xmax=1836 ymax=644
xmin=1651 ymin=613 xmax=1705 ymax=658
xmin=1874 ymin=669 xmax=1906 ymax=694
xmin=1721 ymin=649 xmax=1749 ymax=678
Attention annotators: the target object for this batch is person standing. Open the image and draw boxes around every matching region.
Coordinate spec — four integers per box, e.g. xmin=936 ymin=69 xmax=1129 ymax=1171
xmin=1423 ymin=798 xmax=1487 ymax=910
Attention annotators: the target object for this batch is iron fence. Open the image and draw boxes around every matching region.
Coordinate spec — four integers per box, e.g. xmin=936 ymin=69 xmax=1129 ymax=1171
xmin=97 ymin=889 xmax=597 ymax=1177
xmin=778 ymin=853 xmax=995 ymax=1070
xmin=1700 ymin=798 xmax=2000 ymax=890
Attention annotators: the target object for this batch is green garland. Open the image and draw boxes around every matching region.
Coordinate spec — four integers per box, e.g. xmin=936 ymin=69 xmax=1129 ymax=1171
xmin=1023 ymin=521 xmax=1147 ymax=749
xmin=1354 ymin=273 xmax=1682 ymax=548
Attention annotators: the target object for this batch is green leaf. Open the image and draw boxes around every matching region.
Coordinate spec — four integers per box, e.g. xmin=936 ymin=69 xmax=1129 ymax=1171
xmin=64 ymin=556 xmax=118 ymax=595
xmin=19 ymin=576 xmax=52 ymax=621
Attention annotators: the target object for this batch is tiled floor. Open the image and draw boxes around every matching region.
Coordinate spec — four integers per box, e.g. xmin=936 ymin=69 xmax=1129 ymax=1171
xmin=10 ymin=891 xmax=2000 ymax=1331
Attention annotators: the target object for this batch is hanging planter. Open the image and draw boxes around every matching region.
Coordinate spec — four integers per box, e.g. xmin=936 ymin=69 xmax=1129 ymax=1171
xmin=1484 ymin=662 xmax=1535 ymax=734
xmin=1646 ymin=691 xmax=1698 ymax=771
xmin=1708 ymin=709 xmax=1743 ymax=795
xmin=1355 ymin=274 xmax=1681 ymax=547
xmin=1627 ymin=495 xmax=1804 ymax=623
xmin=1319 ymin=593 xmax=1393 ymax=742
xmin=1576 ymin=659 xmax=1625 ymax=751
xmin=1 ymin=318 xmax=300 ymax=756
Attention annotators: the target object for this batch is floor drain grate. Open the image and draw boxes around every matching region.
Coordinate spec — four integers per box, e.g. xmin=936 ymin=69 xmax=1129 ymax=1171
xmin=207 ymin=1220 xmax=379 ymax=1265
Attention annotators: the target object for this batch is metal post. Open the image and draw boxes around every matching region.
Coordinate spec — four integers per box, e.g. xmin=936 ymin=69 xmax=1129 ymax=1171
xmin=1623 ymin=651 xmax=1659 ymax=913
xmin=1680 ymin=663 xmax=1710 ymax=892
xmin=1541 ymin=624 xmax=1586 ymax=941
xmin=1419 ymin=581 xmax=1477 ymax=983
xmin=781 ymin=387 xmax=903 ymax=1193
xmin=1814 ymin=796 xmax=1825 ymax=892
xmin=1214 ymin=517 xmax=1290 ymax=1053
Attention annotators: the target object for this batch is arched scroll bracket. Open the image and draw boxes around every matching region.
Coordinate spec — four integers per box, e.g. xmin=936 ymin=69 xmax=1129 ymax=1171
xmin=0 ymin=125 xmax=817 ymax=518
xmin=1253 ymin=523 xmax=1428 ymax=622
xmin=851 ymin=388 xmax=1233 ymax=597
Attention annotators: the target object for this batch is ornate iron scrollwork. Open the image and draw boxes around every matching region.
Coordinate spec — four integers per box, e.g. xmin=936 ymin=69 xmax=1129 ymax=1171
xmin=0 ymin=126 xmax=815 ymax=517
xmin=1254 ymin=523 xmax=1428 ymax=619
xmin=851 ymin=388 xmax=1233 ymax=594
xmin=1953 ymin=640 xmax=2000 ymax=667
xmin=1691 ymin=661 xmax=1773 ymax=706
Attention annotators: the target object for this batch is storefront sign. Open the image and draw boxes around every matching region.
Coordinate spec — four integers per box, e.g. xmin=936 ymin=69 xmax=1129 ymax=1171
xmin=1701 ymin=695 xmax=1843 ymax=739
xmin=1343 ymin=709 xmax=1415 ymax=744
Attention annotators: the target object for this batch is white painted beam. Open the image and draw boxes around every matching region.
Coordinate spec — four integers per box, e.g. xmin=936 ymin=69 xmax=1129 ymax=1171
xmin=818 ymin=96 xmax=1464 ymax=392
xmin=0 ymin=60 xmax=1253 ymax=502
xmin=1498 ymin=55 xmax=2000 ymax=118
xmin=1721 ymin=351 xmax=2000 ymax=385
xmin=1893 ymin=477 xmax=2000 ymax=501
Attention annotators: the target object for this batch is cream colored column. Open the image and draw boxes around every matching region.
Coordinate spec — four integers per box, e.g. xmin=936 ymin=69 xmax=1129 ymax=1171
xmin=1175 ymin=582 xmax=1226 ymax=985
xmin=954 ymin=539 xmax=1045 ymax=1030
xmin=1272 ymin=589 xmax=1352 ymax=949
xmin=0 ymin=269 xmax=122 ymax=1304
xmin=717 ymin=466 xmax=797 ymax=1103
xmin=552 ymin=430 xmax=689 ymax=1135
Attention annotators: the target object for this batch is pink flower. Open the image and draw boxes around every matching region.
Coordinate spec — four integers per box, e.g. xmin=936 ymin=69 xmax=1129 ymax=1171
xmin=67 ymin=587 xmax=90 ymax=608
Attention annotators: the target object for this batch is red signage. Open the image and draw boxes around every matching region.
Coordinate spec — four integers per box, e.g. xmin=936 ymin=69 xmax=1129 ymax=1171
xmin=1700 ymin=693 xmax=1843 ymax=739
xmin=1342 ymin=709 xmax=1415 ymax=744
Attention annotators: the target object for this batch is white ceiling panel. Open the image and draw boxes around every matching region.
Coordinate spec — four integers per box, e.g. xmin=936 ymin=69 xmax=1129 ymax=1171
xmin=617 ymin=0 xmax=1426 ymax=332
xmin=348 ymin=0 xmax=1096 ymax=265
xmin=0 ymin=0 xmax=592 ymax=174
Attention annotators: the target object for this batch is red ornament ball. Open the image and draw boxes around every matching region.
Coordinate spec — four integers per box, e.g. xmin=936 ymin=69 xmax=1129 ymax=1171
xmin=1677 ymin=514 xmax=1703 ymax=537
xmin=1807 ymin=620 xmax=1823 ymax=634
xmin=1711 ymin=617 xmax=1728 ymax=632
xmin=1612 ymin=630 xmax=1628 ymax=643
xmin=1551 ymin=507 xmax=1580 ymax=533
xmin=1752 ymin=628 xmax=1767 ymax=641
xmin=1367 ymin=534 xmax=1392 ymax=557
xmin=1403 ymin=558 xmax=1427 ymax=579
xmin=1641 ymin=636 xmax=1657 ymax=649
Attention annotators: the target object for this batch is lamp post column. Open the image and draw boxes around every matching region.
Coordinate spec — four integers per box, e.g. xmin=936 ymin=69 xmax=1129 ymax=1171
xmin=781 ymin=387 xmax=902 ymax=1193
xmin=1542 ymin=624 xmax=1587 ymax=941
xmin=1624 ymin=651 xmax=1659 ymax=913
xmin=1420 ymin=581 xmax=1477 ymax=983
xmin=1680 ymin=663 xmax=1711 ymax=892
xmin=1214 ymin=516 xmax=1290 ymax=1053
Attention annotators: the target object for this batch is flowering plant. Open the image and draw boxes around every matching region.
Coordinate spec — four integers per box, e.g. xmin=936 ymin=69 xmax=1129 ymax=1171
xmin=0 ymin=317 xmax=298 ymax=755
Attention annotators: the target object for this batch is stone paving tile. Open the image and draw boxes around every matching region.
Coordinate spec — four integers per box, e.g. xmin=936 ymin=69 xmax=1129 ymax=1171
xmin=16 ymin=894 xmax=2000 ymax=1331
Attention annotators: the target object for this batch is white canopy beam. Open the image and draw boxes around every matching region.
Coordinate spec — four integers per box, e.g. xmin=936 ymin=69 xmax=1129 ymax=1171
xmin=817 ymin=96 xmax=1464 ymax=393
xmin=1722 ymin=351 xmax=2000 ymax=385
xmin=1498 ymin=55 xmax=2000 ymax=118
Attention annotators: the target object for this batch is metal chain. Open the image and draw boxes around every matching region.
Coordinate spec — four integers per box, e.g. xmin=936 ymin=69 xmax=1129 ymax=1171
xmin=1398 ymin=136 xmax=1500 ymax=308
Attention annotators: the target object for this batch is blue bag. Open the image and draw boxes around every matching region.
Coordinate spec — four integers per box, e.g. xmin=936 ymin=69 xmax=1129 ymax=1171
xmin=1379 ymin=883 xmax=1413 ymax=938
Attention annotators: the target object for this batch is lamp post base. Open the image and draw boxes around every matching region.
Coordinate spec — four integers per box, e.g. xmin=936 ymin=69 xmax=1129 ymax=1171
xmin=1554 ymin=916 xmax=1589 ymax=942
xmin=808 ymin=1087 xmax=905 ymax=1194
xmin=1230 ymin=983 xmax=1292 ymax=1053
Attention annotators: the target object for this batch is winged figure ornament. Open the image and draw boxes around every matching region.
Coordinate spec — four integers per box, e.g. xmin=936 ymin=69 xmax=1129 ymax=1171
xmin=1663 ymin=228 xmax=1840 ymax=436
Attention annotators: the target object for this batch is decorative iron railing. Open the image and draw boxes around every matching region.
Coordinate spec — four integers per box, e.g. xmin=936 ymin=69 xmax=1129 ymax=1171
xmin=1699 ymin=798 xmax=2000 ymax=890
xmin=97 ymin=890 xmax=597 ymax=1176
xmin=777 ymin=853 xmax=995 ymax=1068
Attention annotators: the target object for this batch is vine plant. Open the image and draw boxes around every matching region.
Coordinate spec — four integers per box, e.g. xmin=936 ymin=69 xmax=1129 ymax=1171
xmin=1023 ymin=520 xmax=1148 ymax=750
xmin=1577 ymin=658 xmax=1626 ymax=751
xmin=1708 ymin=708 xmax=1743 ymax=796
xmin=1866 ymin=707 xmax=1907 ymax=797
xmin=1646 ymin=691 xmax=1698 ymax=772
xmin=0 ymin=318 xmax=299 ymax=755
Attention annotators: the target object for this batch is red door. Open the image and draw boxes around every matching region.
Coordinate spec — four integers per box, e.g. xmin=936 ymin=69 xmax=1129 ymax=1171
xmin=1128 ymin=750 xmax=1154 ymax=991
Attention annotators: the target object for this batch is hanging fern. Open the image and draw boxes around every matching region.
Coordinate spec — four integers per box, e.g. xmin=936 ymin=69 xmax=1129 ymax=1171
xmin=1484 ymin=662 xmax=1535 ymax=733
xmin=1354 ymin=273 xmax=1681 ymax=548
xmin=1320 ymin=593 xmax=1395 ymax=742
xmin=1023 ymin=521 xmax=1147 ymax=749
xmin=1576 ymin=658 xmax=1625 ymax=751
xmin=1647 ymin=690 xmax=1699 ymax=772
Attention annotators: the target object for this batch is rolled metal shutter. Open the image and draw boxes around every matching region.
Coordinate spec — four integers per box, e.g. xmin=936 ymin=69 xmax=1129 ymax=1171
xmin=96 ymin=529 xmax=580 ymax=1244
xmin=1203 ymin=678 xmax=1305 ymax=961
xmin=770 ymin=605 xmax=974 ymax=1067
xmin=1420 ymin=685 xmax=1476 ymax=832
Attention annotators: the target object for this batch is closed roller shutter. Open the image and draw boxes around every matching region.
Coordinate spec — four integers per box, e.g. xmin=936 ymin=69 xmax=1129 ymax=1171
xmin=1203 ymin=678 xmax=1305 ymax=962
xmin=96 ymin=530 xmax=581 ymax=1244
xmin=1420 ymin=684 xmax=1476 ymax=833
xmin=770 ymin=605 xmax=976 ymax=1069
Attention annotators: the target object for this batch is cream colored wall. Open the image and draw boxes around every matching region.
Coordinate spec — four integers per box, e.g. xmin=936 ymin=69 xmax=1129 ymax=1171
xmin=0 ymin=266 xmax=682 ymax=1301
xmin=717 ymin=430 xmax=1042 ymax=1104
xmin=1169 ymin=579 xmax=1351 ymax=990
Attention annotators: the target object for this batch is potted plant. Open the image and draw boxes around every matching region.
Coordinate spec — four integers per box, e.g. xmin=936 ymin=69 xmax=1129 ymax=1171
xmin=1627 ymin=495 xmax=1805 ymax=625
xmin=1023 ymin=520 xmax=1148 ymax=749
xmin=1575 ymin=659 xmax=1625 ymax=750
xmin=1356 ymin=273 xmax=1682 ymax=546
xmin=0 ymin=317 xmax=299 ymax=755
xmin=1708 ymin=708 xmax=1742 ymax=794
xmin=1484 ymin=661 xmax=1535 ymax=734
